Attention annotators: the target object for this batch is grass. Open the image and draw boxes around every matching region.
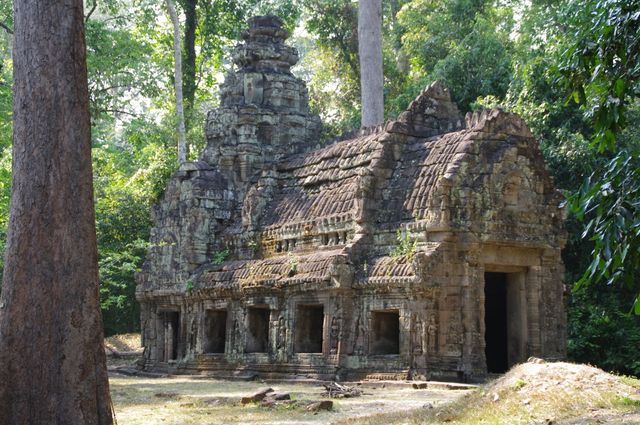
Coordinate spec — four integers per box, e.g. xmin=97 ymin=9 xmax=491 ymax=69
xmin=110 ymin=376 xmax=334 ymax=424
xmin=337 ymin=387 xmax=639 ymax=425
xmin=335 ymin=362 xmax=640 ymax=425
xmin=109 ymin=376 xmax=468 ymax=425
xmin=620 ymin=375 xmax=640 ymax=390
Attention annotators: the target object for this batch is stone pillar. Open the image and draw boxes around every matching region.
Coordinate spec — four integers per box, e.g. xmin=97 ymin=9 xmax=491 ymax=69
xmin=460 ymin=255 xmax=480 ymax=378
xmin=526 ymin=265 xmax=543 ymax=356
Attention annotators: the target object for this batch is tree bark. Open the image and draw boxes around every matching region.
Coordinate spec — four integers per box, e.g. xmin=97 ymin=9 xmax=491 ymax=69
xmin=358 ymin=0 xmax=384 ymax=128
xmin=182 ymin=0 xmax=197 ymax=124
xmin=0 ymin=0 xmax=113 ymax=424
xmin=166 ymin=0 xmax=188 ymax=163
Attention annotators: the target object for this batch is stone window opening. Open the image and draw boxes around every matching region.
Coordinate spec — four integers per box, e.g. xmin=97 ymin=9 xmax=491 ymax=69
xmin=334 ymin=233 xmax=340 ymax=245
xmin=321 ymin=234 xmax=329 ymax=245
xmin=284 ymin=240 xmax=290 ymax=251
xmin=370 ymin=310 xmax=400 ymax=355
xmin=294 ymin=305 xmax=324 ymax=353
xmin=246 ymin=306 xmax=270 ymax=353
xmin=341 ymin=231 xmax=348 ymax=244
xmin=290 ymin=239 xmax=296 ymax=249
xmin=276 ymin=241 xmax=283 ymax=252
xmin=162 ymin=311 xmax=180 ymax=361
xmin=203 ymin=310 xmax=227 ymax=354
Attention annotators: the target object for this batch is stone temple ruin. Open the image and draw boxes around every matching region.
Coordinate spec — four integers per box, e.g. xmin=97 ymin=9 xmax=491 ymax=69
xmin=136 ymin=16 xmax=567 ymax=381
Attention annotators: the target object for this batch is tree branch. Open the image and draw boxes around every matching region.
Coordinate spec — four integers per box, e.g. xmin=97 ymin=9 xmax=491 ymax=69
xmin=85 ymin=0 xmax=98 ymax=22
xmin=97 ymin=108 xmax=139 ymax=117
xmin=0 ymin=21 xmax=13 ymax=35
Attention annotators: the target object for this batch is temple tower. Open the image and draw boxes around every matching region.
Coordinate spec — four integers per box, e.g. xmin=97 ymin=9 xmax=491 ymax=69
xmin=201 ymin=16 xmax=321 ymax=187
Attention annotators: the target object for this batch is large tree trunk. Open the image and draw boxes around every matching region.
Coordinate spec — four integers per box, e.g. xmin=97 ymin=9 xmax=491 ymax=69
xmin=166 ymin=0 xmax=188 ymax=163
xmin=182 ymin=0 xmax=198 ymax=124
xmin=358 ymin=0 xmax=384 ymax=128
xmin=0 ymin=0 xmax=113 ymax=424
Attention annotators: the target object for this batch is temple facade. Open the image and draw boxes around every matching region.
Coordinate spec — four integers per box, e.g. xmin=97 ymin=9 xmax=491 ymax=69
xmin=135 ymin=16 xmax=567 ymax=381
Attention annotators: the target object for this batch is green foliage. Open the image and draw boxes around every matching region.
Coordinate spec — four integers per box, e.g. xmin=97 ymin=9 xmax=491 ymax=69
xmin=570 ymin=148 xmax=640 ymax=311
xmin=558 ymin=0 xmax=640 ymax=313
xmin=568 ymin=287 xmax=640 ymax=376
xmin=92 ymin=117 xmax=177 ymax=335
xmin=212 ymin=248 xmax=229 ymax=265
xmin=99 ymin=240 xmax=147 ymax=336
xmin=560 ymin=0 xmax=640 ymax=152
xmin=185 ymin=278 xmax=194 ymax=293
xmin=391 ymin=229 xmax=417 ymax=261
xmin=399 ymin=0 xmax=488 ymax=72
xmin=287 ymin=252 xmax=299 ymax=275
xmin=513 ymin=378 xmax=527 ymax=390
xmin=397 ymin=0 xmax=513 ymax=111
xmin=85 ymin=18 xmax=162 ymax=119
xmin=430 ymin=15 xmax=512 ymax=109
xmin=303 ymin=0 xmax=359 ymax=82
xmin=299 ymin=0 xmax=360 ymax=136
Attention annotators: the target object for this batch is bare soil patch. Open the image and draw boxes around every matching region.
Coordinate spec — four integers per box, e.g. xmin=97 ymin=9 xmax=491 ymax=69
xmin=105 ymin=333 xmax=142 ymax=353
xmin=105 ymin=333 xmax=142 ymax=368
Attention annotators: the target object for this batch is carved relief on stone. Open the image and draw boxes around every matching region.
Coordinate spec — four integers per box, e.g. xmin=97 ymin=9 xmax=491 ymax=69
xmin=276 ymin=314 xmax=286 ymax=349
xmin=242 ymin=185 xmax=263 ymax=229
xmin=189 ymin=314 xmax=197 ymax=354
xmin=243 ymin=74 xmax=264 ymax=105
xmin=352 ymin=313 xmax=366 ymax=356
xmin=444 ymin=320 xmax=463 ymax=356
xmin=231 ymin=315 xmax=242 ymax=356
xmin=329 ymin=315 xmax=341 ymax=355
xmin=276 ymin=314 xmax=286 ymax=361
xmin=426 ymin=313 xmax=438 ymax=354
xmin=411 ymin=315 xmax=424 ymax=355
xmin=353 ymin=174 xmax=373 ymax=224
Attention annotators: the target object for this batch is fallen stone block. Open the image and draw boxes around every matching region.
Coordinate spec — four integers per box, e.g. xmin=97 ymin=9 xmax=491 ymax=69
xmin=241 ymin=387 xmax=274 ymax=404
xmin=305 ymin=400 xmax=333 ymax=411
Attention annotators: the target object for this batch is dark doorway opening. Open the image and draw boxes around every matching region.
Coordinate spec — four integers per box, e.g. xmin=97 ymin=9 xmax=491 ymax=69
xmin=246 ymin=307 xmax=270 ymax=353
xmin=485 ymin=272 xmax=508 ymax=373
xmin=370 ymin=310 xmax=400 ymax=354
xmin=163 ymin=311 xmax=180 ymax=361
xmin=204 ymin=310 xmax=227 ymax=354
xmin=295 ymin=305 xmax=324 ymax=353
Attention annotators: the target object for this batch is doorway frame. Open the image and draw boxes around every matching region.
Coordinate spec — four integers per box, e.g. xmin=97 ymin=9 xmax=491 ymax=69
xmin=483 ymin=265 xmax=528 ymax=372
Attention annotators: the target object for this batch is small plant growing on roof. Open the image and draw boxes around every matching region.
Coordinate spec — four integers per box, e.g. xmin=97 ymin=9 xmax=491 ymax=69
xmin=248 ymin=239 xmax=258 ymax=255
xmin=287 ymin=252 xmax=299 ymax=277
xmin=391 ymin=229 xmax=417 ymax=261
xmin=185 ymin=278 xmax=194 ymax=294
xmin=212 ymin=248 xmax=229 ymax=265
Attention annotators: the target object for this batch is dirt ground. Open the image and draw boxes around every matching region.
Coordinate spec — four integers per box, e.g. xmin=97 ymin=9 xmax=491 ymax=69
xmin=108 ymin=373 xmax=471 ymax=425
